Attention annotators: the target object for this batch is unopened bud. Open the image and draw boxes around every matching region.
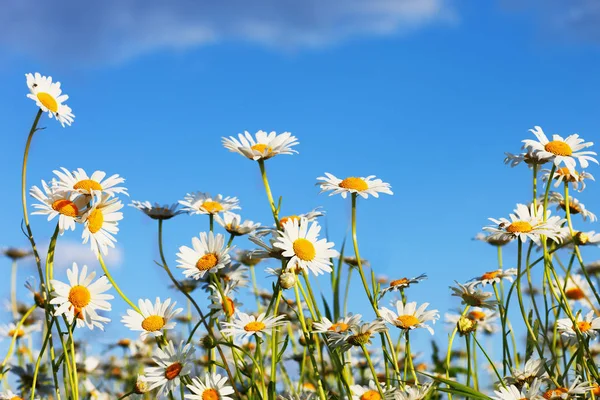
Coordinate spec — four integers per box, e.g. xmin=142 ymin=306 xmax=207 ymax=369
xmin=280 ymin=272 xmax=297 ymax=289
xmin=457 ymin=316 xmax=477 ymax=335
xmin=574 ymin=231 xmax=590 ymax=246
xmin=201 ymin=334 xmax=217 ymax=349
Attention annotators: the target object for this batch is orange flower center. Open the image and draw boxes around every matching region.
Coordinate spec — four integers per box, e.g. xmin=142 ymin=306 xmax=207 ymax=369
xmin=480 ymin=271 xmax=500 ymax=280
xmin=328 ymin=322 xmax=349 ymax=332
xmin=222 ymin=297 xmax=235 ymax=317
xmin=37 ymin=92 xmax=58 ymax=113
xmin=397 ymin=315 xmax=420 ymax=328
xmin=141 ymin=315 xmax=166 ymax=332
xmin=506 ymin=221 xmax=533 ymax=233
xmin=545 ymin=141 xmax=573 ymax=156
xmin=202 ymin=388 xmax=220 ymax=400
xmin=360 ymin=390 xmax=381 ymax=400
xmin=202 ymin=201 xmax=223 ymax=214
xmin=280 ymin=215 xmax=300 ymax=226
xmin=244 ymin=321 xmax=266 ymax=332
xmin=390 ymin=278 xmax=409 ymax=287
xmin=74 ymin=179 xmax=102 ymax=192
xmin=468 ymin=311 xmax=486 ymax=321
xmin=251 ymin=143 xmax=273 ymax=154
xmin=576 ymin=321 xmax=592 ymax=332
xmin=8 ymin=329 xmax=25 ymax=338
xmin=293 ymin=238 xmax=316 ymax=261
xmin=565 ymin=287 xmax=585 ymax=300
xmin=347 ymin=331 xmax=371 ymax=346
xmin=52 ymin=199 xmax=79 ymax=217
xmin=557 ymin=167 xmax=579 ymax=182
xmin=87 ymin=209 xmax=104 ymax=234
xmin=118 ymin=339 xmax=131 ymax=347
xmin=543 ymin=387 xmax=568 ymax=399
xmin=68 ymin=285 xmax=91 ymax=309
xmin=165 ymin=362 xmax=183 ymax=380
xmin=196 ymin=253 xmax=218 ymax=271
xmin=339 ymin=177 xmax=368 ymax=191
xmin=10 ymin=396 xmax=24 ymax=400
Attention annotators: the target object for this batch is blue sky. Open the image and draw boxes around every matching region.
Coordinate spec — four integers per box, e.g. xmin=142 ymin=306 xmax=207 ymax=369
xmin=1 ymin=0 xmax=599 ymax=360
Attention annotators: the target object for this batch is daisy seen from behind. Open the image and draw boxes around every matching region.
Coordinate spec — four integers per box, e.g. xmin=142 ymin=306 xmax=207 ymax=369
xmin=25 ymin=72 xmax=74 ymax=126
xmin=214 ymin=212 xmax=260 ymax=236
xmin=130 ymin=200 xmax=184 ymax=220
xmin=222 ymin=130 xmax=299 ymax=160
xmin=317 ymin=173 xmax=393 ymax=199
xmin=121 ymin=297 xmax=182 ymax=340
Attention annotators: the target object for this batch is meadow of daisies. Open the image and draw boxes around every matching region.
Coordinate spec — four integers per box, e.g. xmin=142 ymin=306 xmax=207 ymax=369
xmin=1 ymin=72 xmax=600 ymax=400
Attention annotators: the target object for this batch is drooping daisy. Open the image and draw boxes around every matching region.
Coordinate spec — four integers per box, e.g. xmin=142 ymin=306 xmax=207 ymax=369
xmin=350 ymin=380 xmax=397 ymax=400
xmin=176 ymin=232 xmax=232 ymax=280
xmin=317 ymin=173 xmax=393 ymax=199
xmin=50 ymin=263 xmax=113 ymax=330
xmin=484 ymin=203 xmax=565 ymax=245
xmin=185 ymin=373 xmax=235 ymax=400
xmin=220 ymin=312 xmax=286 ymax=341
xmin=328 ymin=319 xmax=387 ymax=352
xmin=222 ymin=130 xmax=299 ymax=160
xmin=80 ymin=193 xmax=124 ymax=256
xmin=543 ymin=167 xmax=594 ymax=192
xmin=504 ymin=149 xmax=551 ymax=168
xmin=179 ymin=192 xmax=240 ymax=216
xmin=0 ymin=322 xmax=41 ymax=341
xmin=1 ymin=247 xmax=33 ymax=261
xmin=25 ymin=72 xmax=74 ymax=126
xmin=214 ymin=212 xmax=260 ymax=236
xmin=380 ymin=274 xmax=427 ymax=296
xmin=553 ymin=274 xmax=594 ymax=308
xmin=272 ymin=218 xmax=338 ymax=276
xmin=121 ymin=298 xmax=183 ymax=340
xmin=492 ymin=379 xmax=543 ymax=400
xmin=144 ymin=340 xmax=195 ymax=398
xmin=542 ymin=377 xmax=592 ymax=399
xmin=571 ymin=231 xmax=600 ymax=246
xmin=53 ymin=168 xmax=127 ymax=197
xmin=395 ymin=382 xmax=434 ymax=400
xmin=129 ymin=201 xmax=184 ymax=220
xmin=30 ymin=180 xmax=87 ymax=234
xmin=474 ymin=232 xmax=513 ymax=247
xmin=523 ymin=126 xmax=597 ymax=172
xmin=471 ymin=268 xmax=518 ymax=286
xmin=207 ymin=282 xmax=242 ymax=319
xmin=557 ymin=311 xmax=600 ymax=344
xmin=450 ymin=281 xmax=497 ymax=310
xmin=279 ymin=207 xmax=325 ymax=228
xmin=312 ymin=314 xmax=362 ymax=335
xmin=548 ymin=192 xmax=597 ymax=222
xmin=379 ymin=301 xmax=439 ymax=335
xmin=505 ymin=358 xmax=548 ymax=387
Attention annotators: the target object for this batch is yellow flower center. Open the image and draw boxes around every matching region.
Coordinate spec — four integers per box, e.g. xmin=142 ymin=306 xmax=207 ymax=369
xmin=360 ymin=391 xmax=381 ymax=400
xmin=468 ymin=311 xmax=486 ymax=321
xmin=390 ymin=278 xmax=409 ymax=287
xmin=68 ymin=285 xmax=91 ymax=309
xmin=202 ymin=388 xmax=219 ymax=400
xmin=251 ymin=143 xmax=273 ymax=154
xmin=222 ymin=297 xmax=235 ymax=317
xmin=52 ymin=199 xmax=79 ymax=217
xmin=302 ymin=383 xmax=316 ymax=392
xmin=397 ymin=315 xmax=420 ymax=328
xmin=480 ymin=271 xmax=500 ymax=280
xmin=165 ymin=362 xmax=183 ymax=380
xmin=36 ymin=92 xmax=58 ymax=113
xmin=10 ymin=396 xmax=24 ymax=400
xmin=118 ymin=339 xmax=131 ymax=347
xmin=339 ymin=177 xmax=368 ymax=191
xmin=576 ymin=321 xmax=592 ymax=332
xmin=196 ymin=253 xmax=218 ymax=271
xmin=506 ymin=221 xmax=533 ymax=233
xmin=141 ymin=315 xmax=166 ymax=332
xmin=201 ymin=201 xmax=223 ymax=214
xmin=543 ymin=387 xmax=568 ymax=399
xmin=328 ymin=322 xmax=349 ymax=332
xmin=557 ymin=167 xmax=579 ymax=182
xmin=565 ymin=287 xmax=585 ymax=300
xmin=544 ymin=141 xmax=573 ymax=156
xmin=87 ymin=209 xmax=104 ymax=234
xmin=347 ymin=331 xmax=372 ymax=346
xmin=574 ymin=232 xmax=589 ymax=245
xmin=74 ymin=179 xmax=103 ymax=192
xmin=280 ymin=215 xmax=300 ymax=226
xmin=7 ymin=329 xmax=25 ymax=338
xmin=293 ymin=238 xmax=316 ymax=261
xmin=244 ymin=321 xmax=266 ymax=332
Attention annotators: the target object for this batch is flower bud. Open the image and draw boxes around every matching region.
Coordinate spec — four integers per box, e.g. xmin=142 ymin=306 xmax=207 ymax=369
xmin=280 ymin=272 xmax=297 ymax=289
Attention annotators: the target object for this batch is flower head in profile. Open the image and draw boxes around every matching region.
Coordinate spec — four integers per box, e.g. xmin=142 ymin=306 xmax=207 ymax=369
xmin=130 ymin=200 xmax=184 ymax=220
xmin=25 ymin=72 xmax=74 ymax=126
xmin=379 ymin=301 xmax=439 ymax=335
xmin=474 ymin=232 xmax=513 ymax=247
xmin=522 ymin=126 xmax=597 ymax=172
xmin=504 ymin=358 xmax=548 ymax=387
xmin=1 ymin=247 xmax=33 ymax=261
xmin=484 ymin=203 xmax=565 ymax=245
xmin=504 ymin=149 xmax=551 ymax=168
xmin=80 ymin=192 xmax=124 ymax=256
xmin=328 ymin=319 xmax=387 ymax=352
xmin=471 ymin=268 xmax=517 ymax=287
xmin=548 ymin=192 xmax=597 ymax=222
xmin=317 ymin=173 xmax=393 ymax=199
xmin=553 ymin=274 xmax=593 ymax=309
xmin=220 ymin=311 xmax=286 ymax=341
xmin=450 ymin=281 xmax=497 ymax=310
xmin=380 ymin=274 xmax=427 ymax=297
xmin=121 ymin=298 xmax=183 ymax=340
xmin=144 ymin=340 xmax=195 ymax=398
xmin=207 ymin=282 xmax=242 ymax=319
xmin=52 ymin=168 xmax=127 ymax=198
xmin=50 ymin=263 xmax=113 ymax=330
xmin=557 ymin=311 xmax=600 ymax=344
xmin=312 ymin=314 xmax=362 ymax=335
xmin=179 ymin=192 xmax=240 ymax=216
xmin=543 ymin=167 xmax=594 ymax=192
xmin=214 ymin=212 xmax=260 ymax=236
xmin=176 ymin=232 xmax=232 ymax=280
xmin=278 ymin=207 xmax=325 ymax=228
xmin=350 ymin=380 xmax=397 ymax=400
xmin=30 ymin=180 xmax=87 ymax=234
xmin=492 ymin=378 xmax=543 ymax=400
xmin=445 ymin=307 xmax=499 ymax=335
xmin=542 ymin=377 xmax=592 ymax=399
xmin=222 ymin=130 xmax=299 ymax=160
xmin=185 ymin=372 xmax=235 ymax=400
xmin=0 ymin=321 xmax=41 ymax=341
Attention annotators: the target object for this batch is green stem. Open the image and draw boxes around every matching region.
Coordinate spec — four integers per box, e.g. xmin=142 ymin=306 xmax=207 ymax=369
xmin=10 ymin=260 xmax=18 ymax=320
xmin=258 ymin=159 xmax=280 ymax=227
xmin=0 ymin=305 xmax=36 ymax=373
xmin=360 ymin=344 xmax=385 ymax=398
xmin=97 ymin=252 xmax=140 ymax=313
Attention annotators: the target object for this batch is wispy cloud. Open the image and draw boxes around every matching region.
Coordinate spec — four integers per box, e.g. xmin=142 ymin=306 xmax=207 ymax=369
xmin=0 ymin=0 xmax=454 ymax=65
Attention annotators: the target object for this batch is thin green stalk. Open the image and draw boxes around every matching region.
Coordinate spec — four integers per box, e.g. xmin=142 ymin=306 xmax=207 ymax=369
xmin=0 ymin=305 xmax=36 ymax=373
xmin=257 ymin=160 xmax=280 ymax=227
xmin=360 ymin=344 xmax=385 ymax=398
xmin=97 ymin=252 xmax=140 ymax=313
xmin=405 ymin=331 xmax=418 ymax=384
xmin=10 ymin=260 xmax=18 ymax=320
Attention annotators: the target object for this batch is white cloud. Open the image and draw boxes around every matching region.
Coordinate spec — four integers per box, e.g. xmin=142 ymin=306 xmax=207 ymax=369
xmin=0 ymin=0 xmax=454 ymax=65
xmin=37 ymin=240 xmax=123 ymax=271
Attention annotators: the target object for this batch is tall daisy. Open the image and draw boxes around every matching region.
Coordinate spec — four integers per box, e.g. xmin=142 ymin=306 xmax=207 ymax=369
xmin=471 ymin=268 xmax=517 ymax=287
xmin=504 ymin=358 xmax=548 ymax=387
xmin=25 ymin=72 xmax=74 ymax=126
xmin=542 ymin=377 xmax=592 ymax=399
xmin=553 ymin=274 xmax=593 ymax=308
xmin=220 ymin=312 xmax=286 ymax=341
xmin=317 ymin=173 xmax=393 ymax=199
xmin=542 ymin=167 xmax=594 ymax=192
xmin=53 ymin=168 xmax=127 ymax=197
xmin=350 ymin=380 xmax=397 ymax=400
xmin=130 ymin=201 xmax=184 ymax=220
xmin=179 ymin=192 xmax=240 ymax=216
xmin=379 ymin=301 xmax=439 ymax=335
xmin=121 ymin=298 xmax=182 ymax=340
xmin=380 ymin=274 xmax=427 ymax=296
xmin=557 ymin=311 xmax=600 ymax=344
xmin=80 ymin=193 xmax=124 ymax=256
xmin=279 ymin=207 xmax=325 ymax=228
xmin=222 ymin=130 xmax=299 ymax=160
xmin=272 ymin=217 xmax=338 ymax=276
xmin=450 ymin=282 xmax=497 ymax=310
xmin=185 ymin=373 xmax=234 ymax=400
xmin=522 ymin=126 xmax=597 ymax=172
xmin=312 ymin=314 xmax=362 ymax=335
xmin=214 ymin=213 xmax=260 ymax=236
xmin=207 ymin=282 xmax=242 ymax=319
xmin=50 ymin=263 xmax=113 ymax=330
xmin=548 ymin=192 xmax=597 ymax=222
xmin=0 ymin=322 xmax=41 ymax=341
xmin=176 ymin=232 xmax=231 ymax=280
xmin=144 ymin=340 xmax=195 ymax=398
xmin=30 ymin=180 xmax=87 ymax=234
xmin=328 ymin=319 xmax=387 ymax=352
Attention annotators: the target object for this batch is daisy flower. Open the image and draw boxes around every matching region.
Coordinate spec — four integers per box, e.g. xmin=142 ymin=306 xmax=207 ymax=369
xmin=474 ymin=232 xmax=512 ymax=247
xmin=553 ymin=274 xmax=593 ymax=308
xmin=504 ymin=149 xmax=551 ymax=168
xmin=220 ymin=312 xmax=286 ymax=341
xmin=548 ymin=192 xmax=597 ymax=222
xmin=504 ymin=358 xmax=548 ymax=387
xmin=179 ymin=192 xmax=240 ymax=216
xmin=121 ymin=298 xmax=183 ymax=340
xmin=312 ymin=314 xmax=362 ymax=334
xmin=317 ymin=173 xmax=393 ymax=199
xmin=328 ymin=319 xmax=387 ymax=352
xmin=492 ymin=379 xmax=543 ymax=400
xmin=199 ymin=263 xmax=249 ymax=291
xmin=350 ymin=380 xmax=397 ymax=400
xmin=2 ymin=247 xmax=33 ymax=261
xmin=50 ymin=263 xmax=113 ymax=330
xmin=557 ymin=310 xmax=600 ymax=344
xmin=380 ymin=274 xmax=427 ymax=296
xmin=207 ymin=282 xmax=241 ymax=319
xmin=52 ymin=168 xmax=127 ymax=198
xmin=272 ymin=218 xmax=338 ymax=276
xmin=185 ymin=373 xmax=234 ymax=400
xmin=395 ymin=382 xmax=434 ymax=400
xmin=279 ymin=207 xmax=325 ymax=228
xmin=25 ymin=72 xmax=74 ymax=126
xmin=484 ymin=203 xmax=565 ymax=245
xmin=222 ymin=130 xmax=299 ymax=160
xmin=571 ymin=231 xmax=600 ymax=246
xmin=542 ymin=377 xmax=592 ymax=399
xmin=1 ymin=390 xmax=39 ymax=400
xmin=80 ymin=193 xmax=124 ymax=256
xmin=0 ymin=321 xmax=41 ymax=342
xmin=522 ymin=126 xmax=597 ymax=172
xmin=214 ymin=212 xmax=260 ymax=236
xmin=129 ymin=201 xmax=184 ymax=220
xmin=144 ymin=340 xmax=195 ymax=398
xmin=176 ymin=232 xmax=232 ymax=280
xmin=471 ymin=268 xmax=518 ymax=286
xmin=450 ymin=281 xmax=497 ymax=310
xmin=543 ymin=167 xmax=594 ymax=192
xmin=30 ymin=180 xmax=87 ymax=234
xmin=379 ymin=301 xmax=439 ymax=335
xmin=445 ymin=308 xmax=499 ymax=335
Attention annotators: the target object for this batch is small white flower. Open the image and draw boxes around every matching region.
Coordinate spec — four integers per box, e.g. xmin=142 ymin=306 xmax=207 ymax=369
xmin=542 ymin=167 xmax=594 ymax=192
xmin=179 ymin=192 xmax=240 ymax=216
xmin=350 ymin=380 xmax=397 ymax=400
xmin=222 ymin=130 xmax=299 ymax=160
xmin=176 ymin=232 xmax=232 ymax=280
xmin=121 ymin=298 xmax=182 ymax=340
xmin=450 ymin=281 xmax=497 ymax=310
xmin=130 ymin=201 xmax=184 ymax=220
xmin=25 ymin=72 xmax=75 ymax=126
xmin=214 ymin=212 xmax=260 ymax=236
xmin=395 ymin=382 xmax=434 ymax=400
xmin=144 ymin=340 xmax=195 ymax=398
xmin=312 ymin=314 xmax=362 ymax=334
xmin=492 ymin=378 xmax=543 ymax=400
xmin=317 ymin=173 xmax=393 ymax=199
xmin=328 ymin=319 xmax=387 ymax=352
xmin=185 ymin=372 xmax=235 ymax=400
xmin=542 ymin=376 xmax=592 ymax=399
xmin=557 ymin=310 xmax=600 ymax=344
xmin=52 ymin=167 xmax=127 ymax=197
xmin=471 ymin=268 xmax=518 ymax=286
xmin=379 ymin=301 xmax=439 ymax=335
xmin=505 ymin=358 xmax=548 ymax=387
xmin=548 ymin=192 xmax=597 ymax=222
xmin=220 ymin=312 xmax=286 ymax=341
xmin=207 ymin=282 xmax=242 ymax=319
xmin=30 ymin=180 xmax=87 ymax=234
xmin=80 ymin=192 xmax=124 ymax=256
xmin=380 ymin=274 xmax=427 ymax=296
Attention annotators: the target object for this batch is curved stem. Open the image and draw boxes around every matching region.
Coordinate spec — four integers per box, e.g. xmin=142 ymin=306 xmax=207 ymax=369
xmin=0 ymin=305 xmax=36 ymax=372
xmin=97 ymin=253 xmax=140 ymax=313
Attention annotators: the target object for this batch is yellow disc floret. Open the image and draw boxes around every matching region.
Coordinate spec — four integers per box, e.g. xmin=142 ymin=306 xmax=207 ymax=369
xmin=68 ymin=285 xmax=91 ymax=309
xmin=506 ymin=221 xmax=533 ymax=233
xmin=293 ymin=238 xmax=316 ymax=261
xmin=339 ymin=177 xmax=368 ymax=191
xmin=87 ymin=209 xmax=104 ymax=234
xmin=165 ymin=362 xmax=183 ymax=380
xmin=37 ymin=92 xmax=58 ymax=113
xmin=74 ymin=179 xmax=103 ymax=192
xmin=244 ymin=321 xmax=266 ymax=332
xmin=202 ymin=388 xmax=220 ymax=400
xmin=544 ymin=141 xmax=573 ymax=156
xmin=201 ymin=201 xmax=223 ymax=214
xmin=52 ymin=199 xmax=79 ymax=217
xmin=141 ymin=315 xmax=166 ymax=332
xmin=396 ymin=315 xmax=420 ymax=329
xmin=196 ymin=253 xmax=218 ymax=271
xmin=360 ymin=390 xmax=381 ymax=400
